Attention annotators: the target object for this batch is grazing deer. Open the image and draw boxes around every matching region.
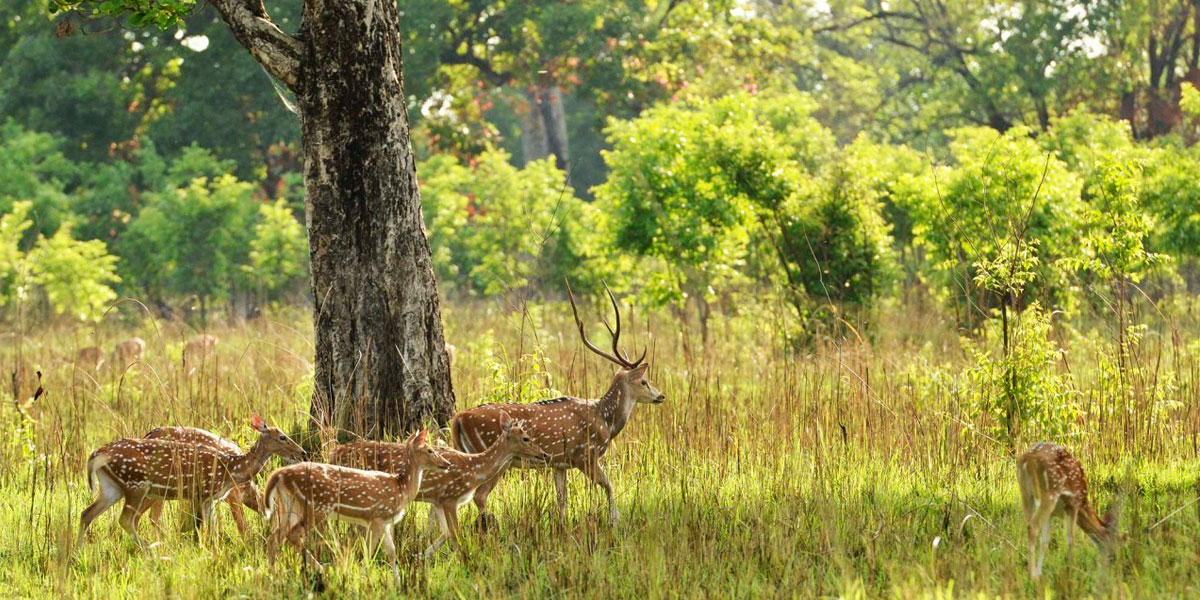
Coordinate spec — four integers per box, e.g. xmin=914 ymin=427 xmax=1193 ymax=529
xmin=111 ymin=337 xmax=146 ymax=370
xmin=450 ymin=284 xmax=664 ymax=527
xmin=1017 ymin=442 xmax=1121 ymax=578
xmin=264 ymin=430 xmax=451 ymax=584
xmin=75 ymin=346 xmax=105 ymax=372
xmin=141 ymin=426 xmax=266 ymax=536
xmin=330 ymin=415 xmax=550 ymax=558
xmin=78 ymin=414 xmax=305 ymax=546
xmin=183 ymin=334 xmax=218 ymax=375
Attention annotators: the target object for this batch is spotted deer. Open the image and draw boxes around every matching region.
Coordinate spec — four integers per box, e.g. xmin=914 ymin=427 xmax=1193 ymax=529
xmin=111 ymin=337 xmax=146 ymax=370
xmin=183 ymin=334 xmax=218 ymax=375
xmin=141 ymin=426 xmax=266 ymax=536
xmin=450 ymin=284 xmax=664 ymax=527
xmin=264 ymin=430 xmax=452 ymax=583
xmin=1017 ymin=442 xmax=1121 ymax=578
xmin=330 ymin=415 xmax=550 ymax=558
xmin=78 ymin=414 xmax=305 ymax=546
xmin=75 ymin=346 xmax=105 ymax=372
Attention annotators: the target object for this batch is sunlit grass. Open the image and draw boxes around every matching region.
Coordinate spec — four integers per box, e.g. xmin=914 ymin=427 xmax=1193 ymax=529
xmin=2 ymin=299 xmax=1200 ymax=597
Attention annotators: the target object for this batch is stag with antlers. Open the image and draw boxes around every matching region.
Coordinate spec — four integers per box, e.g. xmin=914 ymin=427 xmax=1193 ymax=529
xmin=450 ymin=284 xmax=665 ymax=527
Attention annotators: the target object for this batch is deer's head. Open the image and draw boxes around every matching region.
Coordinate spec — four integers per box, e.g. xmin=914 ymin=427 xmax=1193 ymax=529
xmin=250 ymin=413 xmax=307 ymax=464
xmin=499 ymin=414 xmax=551 ymax=461
xmin=568 ymin=281 xmax=666 ymax=406
xmin=405 ymin=429 xmax=452 ymax=473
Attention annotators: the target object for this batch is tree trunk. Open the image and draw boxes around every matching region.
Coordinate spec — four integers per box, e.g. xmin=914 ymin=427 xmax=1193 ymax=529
xmin=520 ymin=94 xmax=550 ymax=166
xmin=296 ymin=0 xmax=455 ymax=437
xmin=537 ymin=85 xmax=570 ymax=171
xmin=521 ymin=85 xmax=569 ymax=170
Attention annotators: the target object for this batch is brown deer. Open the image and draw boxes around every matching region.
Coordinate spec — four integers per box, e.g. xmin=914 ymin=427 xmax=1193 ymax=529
xmin=450 ymin=284 xmax=664 ymax=527
xmin=330 ymin=415 xmax=550 ymax=558
xmin=78 ymin=414 xmax=305 ymax=546
xmin=1017 ymin=442 xmax=1121 ymax=579
xmin=111 ymin=337 xmax=146 ymax=370
xmin=183 ymin=334 xmax=218 ymax=375
xmin=142 ymin=426 xmax=266 ymax=536
xmin=75 ymin=346 xmax=105 ymax=372
xmin=264 ymin=430 xmax=451 ymax=583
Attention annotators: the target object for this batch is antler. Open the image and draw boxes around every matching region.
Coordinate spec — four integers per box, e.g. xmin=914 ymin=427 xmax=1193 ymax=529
xmin=565 ymin=280 xmax=646 ymax=369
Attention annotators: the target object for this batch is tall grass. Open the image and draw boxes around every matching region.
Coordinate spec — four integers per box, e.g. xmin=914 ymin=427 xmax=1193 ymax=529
xmin=2 ymin=296 xmax=1199 ymax=598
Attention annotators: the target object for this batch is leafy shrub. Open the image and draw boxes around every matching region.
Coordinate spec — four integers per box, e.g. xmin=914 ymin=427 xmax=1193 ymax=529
xmin=597 ymin=91 xmax=892 ymax=331
xmin=0 ymin=121 xmax=76 ymax=243
xmin=0 ymin=201 xmax=120 ymax=321
xmin=419 ymin=149 xmax=597 ymax=296
xmin=120 ymin=175 xmax=256 ymax=312
xmin=960 ymin=303 xmax=1077 ymax=446
xmin=908 ymin=126 xmax=1084 ymax=319
xmin=244 ymin=199 xmax=308 ymax=299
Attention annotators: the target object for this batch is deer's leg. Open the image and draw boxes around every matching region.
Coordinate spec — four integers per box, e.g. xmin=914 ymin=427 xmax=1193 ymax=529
xmin=443 ymin=503 xmax=465 ymax=554
xmin=580 ymin=461 xmax=619 ymax=526
xmin=227 ymin=501 xmax=249 ymax=536
xmin=118 ymin=490 xmax=150 ymax=547
xmin=187 ymin=498 xmax=216 ymax=537
xmin=472 ymin=467 xmax=506 ymax=532
xmin=1065 ymin=505 xmax=1077 ymax=552
xmin=380 ymin=523 xmax=402 ymax=585
xmin=78 ymin=473 xmax=123 ymax=545
xmin=145 ymin=499 xmax=166 ymax=533
xmin=423 ymin=505 xmax=449 ymax=559
xmin=1030 ymin=498 xmax=1056 ymax=578
xmin=553 ymin=468 xmax=569 ymax=512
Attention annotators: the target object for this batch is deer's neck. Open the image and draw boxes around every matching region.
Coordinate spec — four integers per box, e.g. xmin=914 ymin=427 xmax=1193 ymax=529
xmin=469 ymin=439 xmax=515 ymax=479
xmin=227 ymin=438 xmax=270 ymax=484
xmin=398 ymin=459 xmax=427 ymax=504
xmin=597 ymin=379 xmax=635 ymax=439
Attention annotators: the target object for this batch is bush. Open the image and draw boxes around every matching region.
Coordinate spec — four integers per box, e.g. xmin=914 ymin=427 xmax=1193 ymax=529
xmin=960 ymin=303 xmax=1077 ymax=446
xmin=419 ymin=149 xmax=597 ymax=296
xmin=0 ymin=201 xmax=120 ymax=322
xmin=597 ymin=91 xmax=892 ymax=332
xmin=244 ymin=199 xmax=308 ymax=299
xmin=908 ymin=126 xmax=1084 ymax=319
xmin=120 ymin=175 xmax=256 ymax=313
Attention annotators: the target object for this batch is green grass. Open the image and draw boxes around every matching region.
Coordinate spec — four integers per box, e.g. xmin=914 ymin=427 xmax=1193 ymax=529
xmin=3 ymin=300 xmax=1200 ymax=598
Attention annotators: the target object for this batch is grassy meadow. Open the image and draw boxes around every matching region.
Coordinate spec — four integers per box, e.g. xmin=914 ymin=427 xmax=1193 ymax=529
xmin=2 ymin=297 xmax=1200 ymax=598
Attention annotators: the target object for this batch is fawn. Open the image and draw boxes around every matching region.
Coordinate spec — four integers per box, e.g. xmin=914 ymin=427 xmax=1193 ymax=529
xmin=111 ymin=337 xmax=146 ymax=371
xmin=141 ymin=426 xmax=267 ymax=535
xmin=264 ymin=430 xmax=451 ymax=583
xmin=330 ymin=415 xmax=550 ymax=557
xmin=1017 ymin=442 xmax=1120 ymax=578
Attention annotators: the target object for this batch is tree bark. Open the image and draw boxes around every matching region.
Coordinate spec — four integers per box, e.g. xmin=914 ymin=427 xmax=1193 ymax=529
xmin=521 ymin=85 xmax=570 ymax=170
xmin=297 ymin=0 xmax=455 ymax=437
xmin=210 ymin=0 xmax=456 ymax=437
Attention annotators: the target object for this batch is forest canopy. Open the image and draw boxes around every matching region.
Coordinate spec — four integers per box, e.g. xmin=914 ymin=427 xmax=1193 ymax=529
xmin=1 ymin=0 xmax=1199 ymax=332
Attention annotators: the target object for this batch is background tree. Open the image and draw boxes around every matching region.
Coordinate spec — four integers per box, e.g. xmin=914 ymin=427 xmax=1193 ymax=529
xmin=50 ymin=0 xmax=456 ymax=435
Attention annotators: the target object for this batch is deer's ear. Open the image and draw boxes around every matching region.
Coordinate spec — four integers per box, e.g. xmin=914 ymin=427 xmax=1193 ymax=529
xmin=500 ymin=413 xmax=512 ymax=433
xmin=629 ymin=363 xmax=649 ymax=379
xmin=250 ymin=413 xmax=266 ymax=432
xmin=414 ymin=429 xmax=429 ymax=447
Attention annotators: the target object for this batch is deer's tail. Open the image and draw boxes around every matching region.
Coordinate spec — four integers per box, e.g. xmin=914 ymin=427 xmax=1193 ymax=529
xmin=86 ymin=453 xmax=111 ymax=494
xmin=263 ymin=471 xmax=281 ymax=520
xmin=450 ymin=415 xmax=471 ymax=453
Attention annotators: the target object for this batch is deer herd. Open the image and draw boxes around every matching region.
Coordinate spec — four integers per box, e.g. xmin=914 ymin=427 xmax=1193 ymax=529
xmin=74 ymin=333 xmax=218 ymax=376
xmin=74 ymin=289 xmax=1121 ymax=585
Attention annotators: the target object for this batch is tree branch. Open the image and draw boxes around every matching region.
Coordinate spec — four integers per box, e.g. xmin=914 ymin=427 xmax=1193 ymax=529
xmin=440 ymin=47 xmax=512 ymax=87
xmin=812 ymin=10 xmax=921 ymax=34
xmin=208 ymin=0 xmax=301 ymax=90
